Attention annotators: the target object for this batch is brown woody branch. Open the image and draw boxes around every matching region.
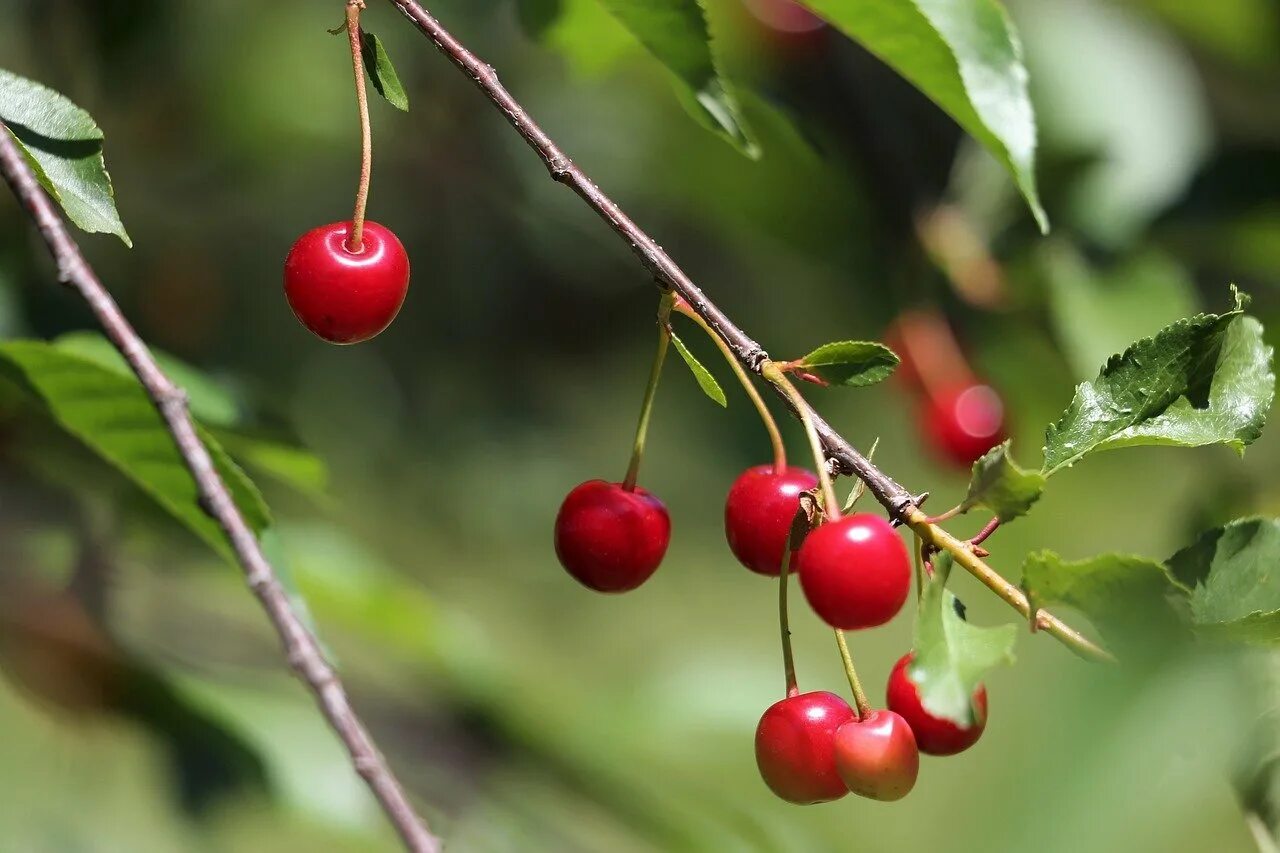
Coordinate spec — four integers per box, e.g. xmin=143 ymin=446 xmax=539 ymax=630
xmin=0 ymin=127 xmax=441 ymax=853
xmin=385 ymin=0 xmax=1112 ymax=663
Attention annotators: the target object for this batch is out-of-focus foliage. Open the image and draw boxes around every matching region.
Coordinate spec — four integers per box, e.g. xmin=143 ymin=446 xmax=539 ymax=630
xmin=0 ymin=0 xmax=1279 ymax=850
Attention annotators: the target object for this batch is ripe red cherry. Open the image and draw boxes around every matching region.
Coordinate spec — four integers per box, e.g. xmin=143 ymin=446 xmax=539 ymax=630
xmin=795 ymin=513 xmax=911 ymax=630
xmin=284 ymin=221 xmax=410 ymax=344
xmin=742 ymin=0 xmax=826 ymax=37
xmin=724 ymin=465 xmax=818 ymax=576
xmin=754 ymin=691 xmax=855 ymax=804
xmin=886 ymin=652 xmax=987 ymax=756
xmin=554 ymin=480 xmax=671 ymax=593
xmin=921 ymin=383 xmax=1006 ymax=469
xmin=833 ymin=710 xmax=919 ymax=801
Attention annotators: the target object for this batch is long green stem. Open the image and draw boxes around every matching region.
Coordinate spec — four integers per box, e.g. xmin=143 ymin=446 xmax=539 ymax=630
xmin=834 ymin=629 xmax=872 ymax=719
xmin=673 ymin=299 xmax=786 ymax=471
xmin=779 ymin=537 xmax=799 ymax=697
xmin=762 ymin=363 xmax=839 ymax=518
xmin=623 ymin=292 xmax=674 ymax=491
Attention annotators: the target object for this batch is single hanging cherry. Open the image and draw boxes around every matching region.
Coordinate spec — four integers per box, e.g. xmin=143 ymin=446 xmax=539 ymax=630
xmin=795 ymin=513 xmax=911 ymax=630
xmin=724 ymin=465 xmax=818 ymax=576
xmin=554 ymin=481 xmax=671 ymax=593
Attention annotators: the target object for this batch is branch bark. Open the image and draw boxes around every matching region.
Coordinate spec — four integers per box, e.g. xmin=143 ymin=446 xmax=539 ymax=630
xmin=0 ymin=126 xmax=440 ymax=853
xmin=385 ymin=0 xmax=1112 ymax=663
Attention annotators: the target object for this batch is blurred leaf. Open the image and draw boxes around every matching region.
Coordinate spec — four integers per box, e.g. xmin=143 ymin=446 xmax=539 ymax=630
xmin=212 ymin=430 xmax=329 ymax=502
xmin=538 ymin=0 xmax=638 ymax=76
xmin=961 ymin=440 xmax=1044 ymax=522
xmin=797 ymin=340 xmax=898 ymax=387
xmin=1167 ymin=518 xmax=1280 ymax=642
xmin=517 ymin=0 xmax=565 ymax=38
xmin=1043 ymin=245 xmax=1199 ymax=381
xmin=842 ymin=437 xmax=878 ymax=512
xmin=1020 ymin=550 xmax=1185 ymax=649
xmin=1235 ymin=648 xmax=1280 ymax=853
xmin=669 ymin=331 xmax=726 ymax=407
xmin=910 ymin=552 xmax=1016 ymax=726
xmin=594 ymin=0 xmax=757 ymax=157
xmin=53 ymin=331 xmax=241 ymax=428
xmin=801 ymin=0 xmax=1045 ymax=230
xmin=0 ymin=69 xmax=130 ymax=246
xmin=359 ymin=29 xmax=409 ymax=112
xmin=1042 ymin=291 xmax=1274 ymax=475
xmin=0 ymin=341 xmax=270 ymax=560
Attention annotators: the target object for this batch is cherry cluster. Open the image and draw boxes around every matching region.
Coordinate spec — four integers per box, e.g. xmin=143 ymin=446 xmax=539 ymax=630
xmin=555 ymin=456 xmax=987 ymax=804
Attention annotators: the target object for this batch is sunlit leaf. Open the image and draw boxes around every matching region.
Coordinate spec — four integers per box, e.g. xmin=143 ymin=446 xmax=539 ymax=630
xmin=961 ymin=441 xmax=1044 ymax=523
xmin=670 ymin=331 xmax=726 ymax=407
xmin=797 ymin=340 xmax=898 ymax=387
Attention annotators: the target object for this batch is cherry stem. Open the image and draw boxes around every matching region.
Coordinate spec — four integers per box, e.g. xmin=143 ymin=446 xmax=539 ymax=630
xmin=924 ymin=505 xmax=963 ymax=525
xmin=623 ymin=291 xmax=674 ymax=491
xmin=763 ymin=363 xmax=839 ymax=519
xmin=673 ymin=298 xmax=786 ymax=471
xmin=779 ymin=535 xmax=799 ymax=698
xmin=912 ymin=534 xmax=925 ymax=602
xmin=834 ymin=629 xmax=872 ymax=719
xmin=345 ymin=0 xmax=372 ymax=253
xmin=970 ymin=516 xmax=1001 ymax=548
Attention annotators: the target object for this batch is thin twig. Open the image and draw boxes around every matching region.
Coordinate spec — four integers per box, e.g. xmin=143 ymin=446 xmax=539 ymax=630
xmin=385 ymin=0 xmax=1112 ymax=663
xmin=0 ymin=125 xmax=440 ymax=853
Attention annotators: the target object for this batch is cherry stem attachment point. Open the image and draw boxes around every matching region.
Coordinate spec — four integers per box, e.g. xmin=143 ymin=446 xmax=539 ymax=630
xmin=834 ymin=629 xmax=872 ymax=719
xmin=345 ymin=0 xmax=372 ymax=253
xmin=673 ymin=298 xmax=786 ymax=472
xmin=970 ymin=516 xmax=1001 ymax=549
xmin=623 ymin=291 xmax=674 ymax=491
xmin=763 ymin=363 xmax=839 ymax=519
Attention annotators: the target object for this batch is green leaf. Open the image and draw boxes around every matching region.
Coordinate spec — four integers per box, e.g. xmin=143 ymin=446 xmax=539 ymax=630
xmin=801 ymin=0 xmax=1046 ymax=230
xmin=1043 ymin=245 xmax=1200 ymax=381
xmin=212 ymin=429 xmax=330 ymax=502
xmin=842 ymin=437 xmax=879 ymax=513
xmin=797 ymin=340 xmax=899 ymax=387
xmin=1167 ymin=518 xmax=1280 ymax=642
xmin=1042 ymin=291 xmax=1274 ymax=475
xmin=910 ymin=552 xmax=1017 ymax=726
xmin=669 ymin=331 xmax=726 ymax=407
xmin=593 ymin=0 xmax=757 ymax=157
xmin=52 ymin=331 xmax=242 ymax=428
xmin=517 ymin=0 xmax=565 ymax=38
xmin=961 ymin=440 xmax=1045 ymax=523
xmin=1020 ymin=549 xmax=1185 ymax=650
xmin=0 ymin=341 xmax=270 ymax=561
xmin=0 ymin=69 xmax=130 ymax=245
xmin=359 ymin=30 xmax=409 ymax=112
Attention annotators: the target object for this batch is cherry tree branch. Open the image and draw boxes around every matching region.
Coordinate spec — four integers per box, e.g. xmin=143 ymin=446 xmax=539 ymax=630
xmin=386 ymin=0 xmax=1112 ymax=663
xmin=0 ymin=126 xmax=440 ymax=853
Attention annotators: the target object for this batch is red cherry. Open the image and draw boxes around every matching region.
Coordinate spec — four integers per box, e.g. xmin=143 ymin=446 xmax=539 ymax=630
xmin=284 ymin=221 xmax=410 ymax=344
xmin=754 ymin=691 xmax=855 ymax=804
xmin=795 ymin=513 xmax=911 ymax=630
xmin=554 ymin=480 xmax=671 ymax=593
xmin=886 ymin=652 xmax=987 ymax=756
xmin=724 ymin=465 xmax=819 ymax=576
xmin=921 ymin=383 xmax=1006 ymax=469
xmin=741 ymin=0 xmax=827 ymax=53
xmin=833 ymin=709 xmax=920 ymax=801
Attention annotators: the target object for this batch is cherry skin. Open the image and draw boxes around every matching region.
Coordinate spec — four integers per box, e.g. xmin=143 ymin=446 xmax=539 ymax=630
xmin=886 ymin=652 xmax=987 ymax=756
xmin=724 ymin=465 xmax=819 ymax=576
xmin=754 ymin=691 xmax=856 ymax=804
xmin=554 ymin=480 xmax=671 ymax=593
xmin=833 ymin=709 xmax=920 ymax=801
xmin=284 ymin=220 xmax=410 ymax=344
xmin=795 ymin=513 xmax=911 ymax=630
xmin=921 ymin=382 xmax=1006 ymax=469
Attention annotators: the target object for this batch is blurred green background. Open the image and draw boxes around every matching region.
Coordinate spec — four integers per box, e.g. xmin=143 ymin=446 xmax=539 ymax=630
xmin=1 ymin=0 xmax=1279 ymax=850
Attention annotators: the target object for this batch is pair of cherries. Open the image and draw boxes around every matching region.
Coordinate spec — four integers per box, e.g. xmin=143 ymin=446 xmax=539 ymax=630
xmin=756 ymin=655 xmax=987 ymax=804
xmin=554 ymin=464 xmax=909 ymax=629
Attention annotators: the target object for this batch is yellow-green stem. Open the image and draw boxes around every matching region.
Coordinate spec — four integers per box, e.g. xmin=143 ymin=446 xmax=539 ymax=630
xmin=623 ymin=292 xmax=675 ymax=491
xmin=762 ymin=363 xmax=839 ymax=518
xmin=834 ymin=629 xmax=872 ymax=719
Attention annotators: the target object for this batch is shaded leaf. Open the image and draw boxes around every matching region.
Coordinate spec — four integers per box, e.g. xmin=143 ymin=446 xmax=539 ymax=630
xmin=669 ymin=331 xmax=726 ymax=407
xmin=961 ymin=440 xmax=1044 ymax=522
xmin=517 ymin=0 xmax=566 ymax=38
xmin=0 ymin=341 xmax=270 ymax=560
xmin=213 ymin=430 xmax=330 ymax=502
xmin=801 ymin=0 xmax=1046 ymax=230
xmin=1042 ymin=290 xmax=1273 ymax=475
xmin=0 ymin=69 xmax=130 ymax=245
xmin=594 ymin=0 xmax=757 ymax=156
xmin=359 ymin=30 xmax=409 ymax=111
xmin=910 ymin=552 xmax=1016 ymax=726
xmin=1020 ymin=549 xmax=1185 ymax=650
xmin=798 ymin=340 xmax=898 ymax=387
xmin=1167 ymin=518 xmax=1280 ymax=642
